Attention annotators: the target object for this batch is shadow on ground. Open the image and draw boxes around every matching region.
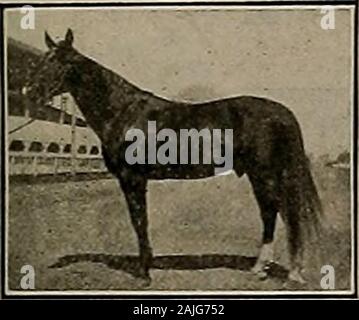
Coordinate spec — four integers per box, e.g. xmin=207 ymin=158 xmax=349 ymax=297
xmin=49 ymin=254 xmax=289 ymax=281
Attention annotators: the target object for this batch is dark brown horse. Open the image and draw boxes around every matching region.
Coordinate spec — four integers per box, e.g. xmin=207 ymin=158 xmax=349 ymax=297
xmin=24 ymin=29 xmax=322 ymax=285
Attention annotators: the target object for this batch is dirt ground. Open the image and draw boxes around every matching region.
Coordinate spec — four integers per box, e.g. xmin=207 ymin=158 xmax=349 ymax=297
xmin=7 ymin=165 xmax=351 ymax=293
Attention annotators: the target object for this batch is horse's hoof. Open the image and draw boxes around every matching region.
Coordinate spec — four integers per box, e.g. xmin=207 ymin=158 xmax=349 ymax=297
xmin=251 ymin=263 xmax=263 ymax=274
xmin=288 ymin=269 xmax=306 ymax=285
xmin=251 ymin=259 xmax=274 ymax=277
xmin=256 ymin=270 xmax=269 ymax=280
xmin=134 ymin=270 xmax=151 ymax=287
xmin=138 ymin=275 xmax=152 ymax=288
xmin=251 ymin=264 xmax=269 ymax=280
xmin=134 ymin=265 xmax=152 ymax=286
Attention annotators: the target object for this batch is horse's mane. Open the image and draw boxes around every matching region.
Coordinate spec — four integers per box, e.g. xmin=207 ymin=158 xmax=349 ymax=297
xmin=74 ymin=49 xmax=159 ymax=102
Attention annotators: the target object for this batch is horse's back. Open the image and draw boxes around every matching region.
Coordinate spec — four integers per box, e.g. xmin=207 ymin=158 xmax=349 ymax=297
xmin=136 ymin=94 xmax=292 ymax=131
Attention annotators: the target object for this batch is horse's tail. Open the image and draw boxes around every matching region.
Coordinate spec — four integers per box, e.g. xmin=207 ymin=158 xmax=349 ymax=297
xmin=278 ymin=112 xmax=323 ymax=264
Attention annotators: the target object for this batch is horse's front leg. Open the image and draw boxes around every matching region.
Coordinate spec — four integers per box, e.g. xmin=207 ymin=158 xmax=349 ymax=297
xmin=118 ymin=169 xmax=153 ymax=282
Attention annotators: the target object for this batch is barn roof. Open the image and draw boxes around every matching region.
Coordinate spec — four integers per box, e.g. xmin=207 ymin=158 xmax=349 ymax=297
xmin=9 ymin=116 xmax=100 ymax=146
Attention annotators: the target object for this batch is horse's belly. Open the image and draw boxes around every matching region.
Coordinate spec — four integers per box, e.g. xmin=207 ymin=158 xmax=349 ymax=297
xmin=143 ymin=163 xmax=218 ymax=180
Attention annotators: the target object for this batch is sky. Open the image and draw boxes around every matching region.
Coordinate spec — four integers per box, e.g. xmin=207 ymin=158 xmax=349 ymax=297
xmin=5 ymin=6 xmax=354 ymax=157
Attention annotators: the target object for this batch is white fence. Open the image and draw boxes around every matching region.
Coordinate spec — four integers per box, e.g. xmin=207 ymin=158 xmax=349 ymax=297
xmin=9 ymin=152 xmax=108 ymax=176
xmin=9 ymin=110 xmax=107 ymax=177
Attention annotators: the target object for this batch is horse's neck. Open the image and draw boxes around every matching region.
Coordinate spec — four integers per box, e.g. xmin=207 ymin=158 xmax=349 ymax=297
xmin=68 ymin=53 xmax=145 ymax=141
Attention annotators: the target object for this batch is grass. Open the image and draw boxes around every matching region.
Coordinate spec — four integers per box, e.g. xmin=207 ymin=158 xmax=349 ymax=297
xmin=7 ymin=164 xmax=352 ymax=292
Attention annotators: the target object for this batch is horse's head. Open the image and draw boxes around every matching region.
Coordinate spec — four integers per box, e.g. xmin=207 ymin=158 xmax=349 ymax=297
xmin=23 ymin=28 xmax=78 ymax=106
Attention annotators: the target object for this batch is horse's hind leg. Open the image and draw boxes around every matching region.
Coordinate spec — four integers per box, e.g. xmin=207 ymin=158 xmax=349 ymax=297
xmin=247 ymin=171 xmax=279 ymax=278
xmin=280 ymin=199 xmax=306 ymax=284
xmin=118 ymin=169 xmax=153 ymax=283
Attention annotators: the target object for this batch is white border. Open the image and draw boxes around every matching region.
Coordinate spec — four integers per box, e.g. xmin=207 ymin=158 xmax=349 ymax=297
xmin=2 ymin=4 xmax=358 ymax=10
xmin=3 ymin=4 xmax=356 ymax=297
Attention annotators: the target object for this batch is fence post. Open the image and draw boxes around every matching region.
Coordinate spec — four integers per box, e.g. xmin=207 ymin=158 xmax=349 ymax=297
xmin=24 ymin=93 xmax=30 ymax=119
xmin=70 ymin=97 xmax=77 ymax=177
xmin=60 ymin=95 xmax=66 ymax=124
xmin=53 ymin=157 xmax=58 ymax=176
xmin=32 ymin=155 xmax=37 ymax=177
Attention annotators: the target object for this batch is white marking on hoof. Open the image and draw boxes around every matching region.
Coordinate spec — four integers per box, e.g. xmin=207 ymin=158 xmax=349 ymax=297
xmin=258 ymin=243 xmax=275 ymax=263
xmin=256 ymin=270 xmax=269 ymax=280
xmin=252 ymin=242 xmax=275 ymax=276
xmin=251 ymin=262 xmax=264 ymax=274
xmin=251 ymin=261 xmax=271 ymax=280
xmin=288 ymin=269 xmax=306 ymax=284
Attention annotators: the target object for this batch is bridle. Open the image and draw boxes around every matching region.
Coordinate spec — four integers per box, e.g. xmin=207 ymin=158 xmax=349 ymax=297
xmin=9 ymin=53 xmax=72 ymax=135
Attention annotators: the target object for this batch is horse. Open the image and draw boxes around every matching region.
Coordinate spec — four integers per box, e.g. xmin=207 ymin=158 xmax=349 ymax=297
xmin=23 ymin=29 xmax=322 ymax=285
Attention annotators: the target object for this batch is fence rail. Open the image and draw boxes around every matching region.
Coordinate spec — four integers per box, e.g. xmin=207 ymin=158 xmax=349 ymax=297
xmin=9 ymin=151 xmax=108 ymax=176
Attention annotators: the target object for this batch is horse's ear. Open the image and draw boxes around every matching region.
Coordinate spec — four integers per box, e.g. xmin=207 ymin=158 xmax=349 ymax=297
xmin=65 ymin=28 xmax=74 ymax=46
xmin=45 ymin=31 xmax=56 ymax=49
